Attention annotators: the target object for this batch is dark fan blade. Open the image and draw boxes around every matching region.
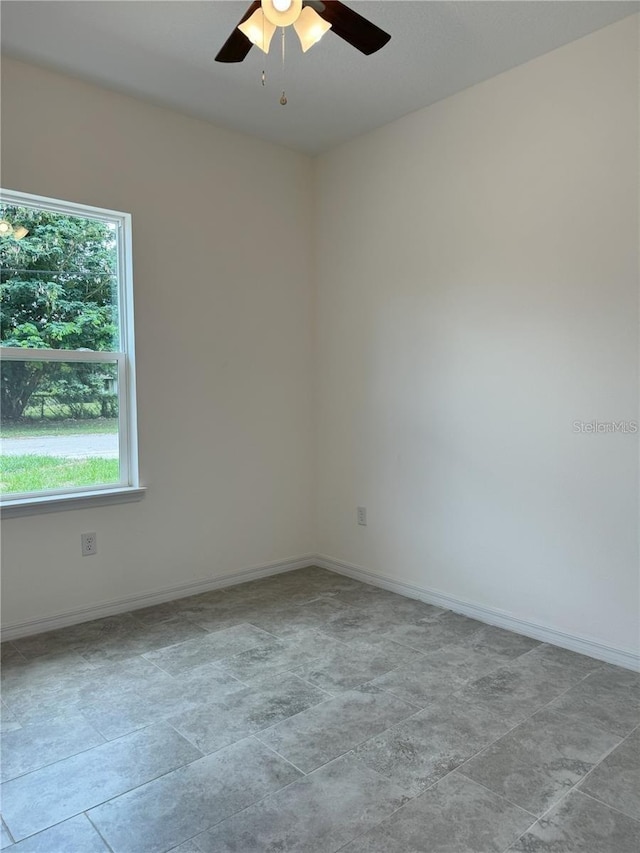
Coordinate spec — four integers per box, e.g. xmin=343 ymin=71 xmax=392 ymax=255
xmin=311 ymin=1 xmax=390 ymax=55
xmin=215 ymin=1 xmax=260 ymax=63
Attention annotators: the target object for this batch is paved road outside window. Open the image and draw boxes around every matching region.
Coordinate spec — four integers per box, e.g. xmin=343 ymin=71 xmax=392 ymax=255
xmin=0 ymin=434 xmax=118 ymax=459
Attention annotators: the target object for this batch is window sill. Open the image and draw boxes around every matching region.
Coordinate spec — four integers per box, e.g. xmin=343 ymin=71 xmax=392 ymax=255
xmin=1 ymin=486 xmax=146 ymax=518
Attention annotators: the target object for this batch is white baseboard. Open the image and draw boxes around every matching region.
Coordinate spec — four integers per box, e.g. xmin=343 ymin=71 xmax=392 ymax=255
xmin=4 ymin=551 xmax=639 ymax=673
xmin=315 ymin=554 xmax=640 ymax=673
xmin=0 ymin=554 xmax=315 ymax=642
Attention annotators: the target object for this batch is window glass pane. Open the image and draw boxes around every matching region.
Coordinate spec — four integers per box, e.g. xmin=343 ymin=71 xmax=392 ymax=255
xmin=0 ymin=360 xmax=120 ymax=495
xmin=0 ymin=205 xmax=120 ymax=351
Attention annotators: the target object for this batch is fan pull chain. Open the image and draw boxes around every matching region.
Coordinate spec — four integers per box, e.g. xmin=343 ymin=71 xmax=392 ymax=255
xmin=261 ymin=12 xmax=266 ymax=86
xmin=280 ymin=27 xmax=287 ymax=105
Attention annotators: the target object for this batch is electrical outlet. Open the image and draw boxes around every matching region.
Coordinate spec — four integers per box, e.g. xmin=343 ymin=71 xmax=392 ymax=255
xmin=81 ymin=532 xmax=97 ymax=556
xmin=357 ymin=506 xmax=367 ymax=526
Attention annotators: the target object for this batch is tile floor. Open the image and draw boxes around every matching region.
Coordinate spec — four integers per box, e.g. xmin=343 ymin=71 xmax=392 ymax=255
xmin=1 ymin=566 xmax=639 ymax=852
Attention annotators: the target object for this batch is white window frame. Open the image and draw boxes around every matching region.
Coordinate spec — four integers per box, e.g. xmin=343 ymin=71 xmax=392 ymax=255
xmin=0 ymin=189 xmax=144 ymax=516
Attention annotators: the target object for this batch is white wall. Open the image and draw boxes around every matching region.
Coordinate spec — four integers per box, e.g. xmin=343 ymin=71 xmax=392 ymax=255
xmin=2 ymin=17 xmax=638 ymax=657
xmin=1 ymin=58 xmax=315 ymax=628
xmin=314 ymin=17 xmax=639 ymax=654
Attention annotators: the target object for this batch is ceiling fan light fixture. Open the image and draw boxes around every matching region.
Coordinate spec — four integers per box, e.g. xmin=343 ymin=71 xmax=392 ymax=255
xmin=293 ymin=7 xmax=332 ymax=52
xmin=215 ymin=0 xmax=391 ymax=63
xmin=261 ymin=0 xmax=302 ymax=28
xmin=238 ymin=8 xmax=276 ymax=53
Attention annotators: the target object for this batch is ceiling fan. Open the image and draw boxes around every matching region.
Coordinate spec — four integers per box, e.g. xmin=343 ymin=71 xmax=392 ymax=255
xmin=215 ymin=0 xmax=391 ymax=62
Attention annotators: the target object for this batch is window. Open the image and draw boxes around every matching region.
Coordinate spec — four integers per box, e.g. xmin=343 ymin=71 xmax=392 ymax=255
xmin=0 ymin=189 xmax=142 ymax=513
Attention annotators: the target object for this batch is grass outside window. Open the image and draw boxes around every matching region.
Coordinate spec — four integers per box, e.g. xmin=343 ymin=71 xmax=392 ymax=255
xmin=1 ymin=455 xmax=119 ymax=493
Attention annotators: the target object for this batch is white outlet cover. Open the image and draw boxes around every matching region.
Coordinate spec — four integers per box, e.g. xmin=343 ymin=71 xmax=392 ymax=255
xmin=81 ymin=532 xmax=97 ymax=556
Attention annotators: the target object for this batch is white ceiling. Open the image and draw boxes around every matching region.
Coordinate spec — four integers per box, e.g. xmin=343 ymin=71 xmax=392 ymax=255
xmin=1 ymin=0 xmax=637 ymax=154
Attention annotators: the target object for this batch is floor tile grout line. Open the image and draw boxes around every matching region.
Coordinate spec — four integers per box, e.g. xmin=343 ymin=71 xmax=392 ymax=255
xmin=347 ymin=655 xmax=603 ymax=776
xmin=453 ymin=702 xmax=626 ymax=793
xmin=520 ymin=664 xmax=640 ymax=741
xmin=576 ymin=788 xmax=640 ymax=825
xmin=0 ymin=818 xmax=15 ymax=847
xmin=323 ymin=629 xmax=537 ymax=687
xmin=546 ymin=703 xmax=635 ymax=739
xmin=1 ymin=718 xmax=204 ymax=817
xmin=0 ymin=709 xmax=116 ymax=785
xmin=5 ymin=642 xmax=28 ymax=663
xmin=250 ymin=734 xmax=309 ymax=776
xmin=278 ymin=671 xmax=337 ymax=699
xmin=3 ymin=812 xmax=110 ymax=851
xmin=6 ymin=654 xmax=242 ymax=740
xmin=367 ymin=668 xmax=467 ymax=707
xmin=505 ymin=787 xmax=624 ymax=851
xmin=166 ymin=736 xmax=372 ymax=849
xmin=0 ymin=725 xmax=110 ymax=785
xmin=503 ymin=735 xmax=638 ymax=850
xmin=159 ymin=681 xmax=332 ymax=755
xmin=217 ymin=655 xmax=336 ymax=686
xmin=566 ymin=730 xmax=639 ymax=809
xmin=242 ymin=730 xmax=442 ymax=842
xmin=360 ymin=680 xmax=426 ymax=712
xmin=248 ymin=737 xmax=370 ymax=782
xmin=331 ymin=755 xmax=542 ymax=853
xmin=251 ymin=688 xmax=419 ymax=776
xmin=84 ymin=811 xmax=116 ymax=853
xmin=394 ymin=709 xmax=542 ymax=802
xmin=174 ymin=831 xmax=208 ymax=853
xmin=449 ymin=772 xmax=539 ymax=820
xmin=458 ymin=663 xmax=605 ymax=739
xmin=263 ymin=623 xmax=353 ymax=649
xmin=446 ymin=663 xmax=620 ymax=778
xmin=1 ymin=693 xmax=109 ymax=728
xmin=330 ymin=774 xmax=431 ymax=852
xmin=6 ymin=641 xmax=342 ymax=743
xmin=498 ymin=819 xmax=539 ymax=853
xmin=366 ymin=676 xmax=606 ymax=820
xmin=138 ymin=629 xmax=284 ymax=678
xmin=72 ymin=745 xmax=213 ymax=842
xmin=163 ymin=716 xmax=219 ymax=756
xmin=250 ymin=691 xmax=340 ymax=736
xmin=515 ymin=641 xmax=606 ymax=670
